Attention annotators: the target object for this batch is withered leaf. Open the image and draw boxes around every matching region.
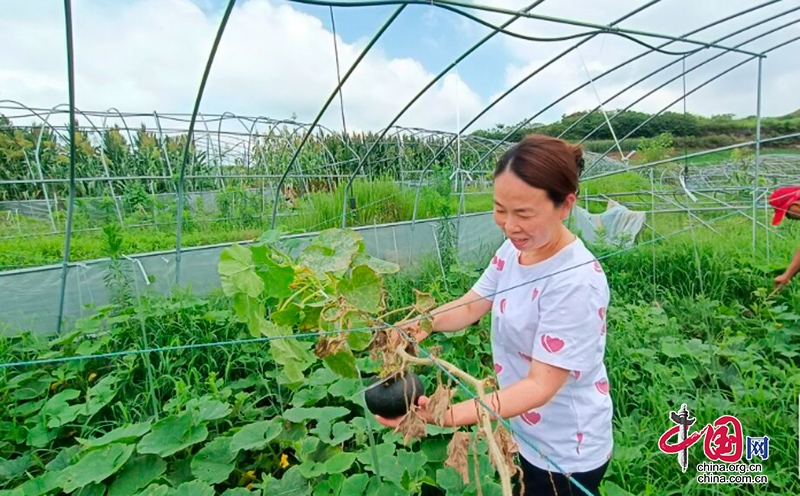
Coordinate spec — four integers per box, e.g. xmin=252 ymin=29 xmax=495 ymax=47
xmin=314 ymin=335 xmax=346 ymax=358
xmin=395 ymin=410 xmax=427 ymax=444
xmin=492 ymin=423 xmax=519 ymax=473
xmin=427 ymin=384 xmax=456 ymax=426
xmin=413 ymin=289 xmax=436 ymax=314
xmin=445 ymin=431 xmax=471 ymax=484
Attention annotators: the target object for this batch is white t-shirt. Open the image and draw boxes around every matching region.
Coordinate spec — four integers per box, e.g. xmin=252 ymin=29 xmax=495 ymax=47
xmin=471 ymin=237 xmax=613 ymax=474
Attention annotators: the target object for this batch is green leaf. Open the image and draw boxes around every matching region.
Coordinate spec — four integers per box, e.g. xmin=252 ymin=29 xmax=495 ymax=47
xmin=283 ymin=406 xmax=350 ymax=424
xmin=222 ymin=489 xmax=259 ymax=496
xmin=136 ymin=413 xmax=209 ymax=457
xmin=41 ymin=389 xmax=81 ymax=429
xmin=77 ymin=421 xmax=151 ymax=449
xmin=299 ymin=229 xmax=363 ymax=275
xmin=230 ymin=419 xmax=283 ymax=452
xmin=107 ymin=455 xmax=167 ymax=496
xmin=337 ymin=265 xmax=382 ymax=313
xmin=251 ymin=245 xmax=296 ymax=299
xmin=436 ymin=467 xmax=465 ymax=494
xmin=57 ymin=443 xmax=135 ymax=493
xmin=272 ymin=305 xmax=302 ymax=327
xmin=313 ymin=473 xmax=345 ymax=496
xmin=340 ymin=474 xmax=370 ymax=495
xmin=602 ymin=480 xmax=633 ymax=496
xmin=170 ymin=480 xmax=216 ymax=496
xmin=257 ymin=229 xmax=283 ymax=245
xmin=135 ymin=484 xmax=170 ymax=496
xmin=296 ymin=460 xmax=327 ymax=478
xmin=325 ymin=452 xmax=357 ymax=474
xmin=76 ymin=482 xmax=105 ymax=496
xmin=185 ymin=397 xmax=232 ymax=422
xmin=219 ymin=244 xmax=264 ymax=298
xmin=191 ymin=436 xmax=238 ymax=484
xmin=324 ymin=349 xmax=358 ymax=379
xmin=263 ymin=466 xmax=312 ymax=495
xmin=76 ymin=374 xmax=120 ymax=417
xmin=0 ymin=453 xmax=33 ymax=481
xmin=353 ymin=252 xmax=399 ymax=274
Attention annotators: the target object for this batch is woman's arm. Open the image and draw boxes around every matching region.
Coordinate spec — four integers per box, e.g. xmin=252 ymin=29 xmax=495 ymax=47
xmin=375 ymin=358 xmax=570 ymax=428
xmin=428 ymin=290 xmax=493 ymax=333
xmin=430 ymin=359 xmax=570 ymax=427
xmin=391 ymin=290 xmax=493 ymax=344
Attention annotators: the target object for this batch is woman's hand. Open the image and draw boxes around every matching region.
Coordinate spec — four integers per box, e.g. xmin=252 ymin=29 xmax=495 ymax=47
xmin=386 ymin=319 xmax=429 ymax=351
xmin=375 ymin=395 xmax=435 ymax=428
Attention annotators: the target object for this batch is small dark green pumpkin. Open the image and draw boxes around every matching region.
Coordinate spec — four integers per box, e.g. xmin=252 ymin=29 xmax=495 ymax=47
xmin=365 ymin=372 xmax=424 ymax=419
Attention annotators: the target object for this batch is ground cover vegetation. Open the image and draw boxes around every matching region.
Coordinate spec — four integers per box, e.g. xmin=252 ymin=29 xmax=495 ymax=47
xmin=0 ymin=214 xmax=797 ymax=495
xmin=0 ymin=108 xmax=799 ymax=495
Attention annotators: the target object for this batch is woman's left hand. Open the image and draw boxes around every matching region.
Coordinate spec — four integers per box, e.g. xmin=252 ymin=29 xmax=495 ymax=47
xmin=375 ymin=395 xmax=434 ymax=428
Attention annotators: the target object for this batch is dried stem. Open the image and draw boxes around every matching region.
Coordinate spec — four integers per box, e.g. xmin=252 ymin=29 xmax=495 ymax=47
xmin=395 ymin=346 xmax=514 ymax=496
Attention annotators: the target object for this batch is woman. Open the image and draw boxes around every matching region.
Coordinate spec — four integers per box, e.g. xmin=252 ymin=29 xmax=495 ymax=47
xmin=377 ymin=134 xmax=613 ymax=496
xmin=768 ymin=185 xmax=800 ymax=290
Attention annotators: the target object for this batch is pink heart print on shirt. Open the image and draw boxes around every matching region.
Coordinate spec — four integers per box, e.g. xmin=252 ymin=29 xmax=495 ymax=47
xmin=595 ymin=380 xmax=610 ymax=395
xmin=540 ymin=334 xmax=565 ymax=353
xmin=576 ymin=432 xmax=584 ymax=454
xmin=500 ymin=298 xmax=507 ymax=314
xmin=572 ymin=370 xmax=581 ymax=380
xmin=521 ymin=411 xmax=541 ymax=425
xmin=593 ymin=260 xmax=603 ymax=273
xmin=491 ymin=255 xmax=506 ymax=271
xmin=531 ymin=287 xmax=540 ymax=301
xmin=494 ymin=363 xmax=503 ymax=374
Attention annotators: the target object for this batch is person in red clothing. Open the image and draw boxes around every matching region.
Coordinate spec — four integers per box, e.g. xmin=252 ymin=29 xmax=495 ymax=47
xmin=768 ymin=186 xmax=800 ymax=290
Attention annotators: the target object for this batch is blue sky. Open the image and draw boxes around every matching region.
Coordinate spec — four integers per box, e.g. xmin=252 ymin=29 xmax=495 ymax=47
xmin=191 ymin=0 xmax=514 ymax=114
xmin=1 ymin=0 xmax=799 ymax=134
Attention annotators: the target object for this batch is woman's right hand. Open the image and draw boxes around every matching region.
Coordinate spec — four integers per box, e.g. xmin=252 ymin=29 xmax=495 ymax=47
xmin=387 ymin=319 xmax=429 ymax=351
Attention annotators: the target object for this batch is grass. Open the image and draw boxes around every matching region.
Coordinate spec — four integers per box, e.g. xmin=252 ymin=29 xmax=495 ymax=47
xmin=0 ymin=211 xmax=798 ymax=494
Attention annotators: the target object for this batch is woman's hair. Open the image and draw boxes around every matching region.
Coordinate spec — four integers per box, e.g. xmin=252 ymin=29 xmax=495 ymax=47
xmin=493 ymin=133 xmax=584 ymax=207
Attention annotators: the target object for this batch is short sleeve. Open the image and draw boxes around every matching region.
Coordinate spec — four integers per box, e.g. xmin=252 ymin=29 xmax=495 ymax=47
xmin=470 ymin=242 xmax=509 ymax=300
xmin=531 ymin=279 xmax=607 ymax=372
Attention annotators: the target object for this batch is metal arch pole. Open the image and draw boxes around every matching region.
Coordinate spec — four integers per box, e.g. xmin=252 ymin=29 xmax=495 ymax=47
xmin=344 ymin=0 xmax=550 ymax=230
xmin=408 ymin=0 xmax=661 ymax=227
xmin=753 ymin=55 xmax=763 ymax=255
xmin=575 ymin=12 xmax=800 ymax=150
xmin=557 ymin=0 xmax=789 ymax=140
xmin=581 ymin=29 xmax=800 ymax=177
xmin=290 ymin=0 xmax=761 ymax=56
xmin=269 ymin=5 xmax=407 ymax=230
xmin=56 ymin=0 xmax=77 ymax=335
xmin=465 ymin=1 xmax=790 ymax=175
xmin=175 ymin=0 xmax=237 ymax=286
xmin=586 ymin=131 xmax=800 ymax=183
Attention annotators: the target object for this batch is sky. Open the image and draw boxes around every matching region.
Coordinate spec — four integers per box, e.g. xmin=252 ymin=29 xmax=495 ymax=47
xmin=1 ymin=0 xmax=799 ymax=135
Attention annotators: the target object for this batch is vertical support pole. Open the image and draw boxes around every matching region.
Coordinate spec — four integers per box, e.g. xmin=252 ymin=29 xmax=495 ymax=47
xmin=752 ymin=56 xmax=763 ymax=255
xmin=175 ymin=0 xmax=237 ymax=286
xmin=56 ymin=0 xmax=77 ymax=335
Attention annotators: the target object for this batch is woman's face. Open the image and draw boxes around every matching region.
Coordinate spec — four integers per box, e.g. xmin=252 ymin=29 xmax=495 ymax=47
xmin=492 ymin=170 xmax=575 ymax=253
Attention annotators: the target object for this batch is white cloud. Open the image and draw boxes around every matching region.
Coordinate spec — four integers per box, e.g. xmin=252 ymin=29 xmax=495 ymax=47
xmin=1 ymin=0 xmax=798 ymax=141
xmin=0 ymin=0 xmax=484 ymax=134
xmin=466 ymin=0 xmax=800 ymax=130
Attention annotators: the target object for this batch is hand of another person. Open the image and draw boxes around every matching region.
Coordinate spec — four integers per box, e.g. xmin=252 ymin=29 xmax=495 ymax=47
xmin=774 ymin=272 xmax=792 ymax=290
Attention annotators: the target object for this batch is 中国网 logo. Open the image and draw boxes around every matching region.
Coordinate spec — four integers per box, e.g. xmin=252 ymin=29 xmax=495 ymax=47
xmin=658 ymin=403 xmax=769 ymax=473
